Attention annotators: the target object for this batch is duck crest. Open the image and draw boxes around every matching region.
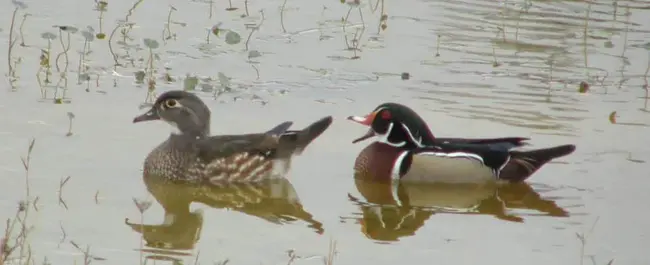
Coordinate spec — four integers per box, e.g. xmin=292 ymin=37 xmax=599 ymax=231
xmin=348 ymin=102 xmax=576 ymax=184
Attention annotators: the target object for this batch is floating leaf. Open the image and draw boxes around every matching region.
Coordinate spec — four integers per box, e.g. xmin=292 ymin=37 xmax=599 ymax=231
xmin=12 ymin=0 xmax=27 ymax=9
xmin=578 ymin=81 xmax=589 ymax=93
xmin=608 ymin=111 xmax=617 ymax=124
xmin=79 ymin=73 xmax=90 ymax=81
xmin=604 ymin=41 xmax=613 ymax=48
xmin=41 ymin=32 xmax=57 ymax=40
xmin=643 ymin=42 xmax=650 ymax=50
xmin=211 ymin=23 xmax=223 ymax=36
xmin=218 ymin=72 xmax=230 ymax=88
xmin=96 ymin=33 xmax=106 ymax=39
xmin=134 ymin=70 xmax=146 ymax=84
xmin=200 ymin=83 xmax=214 ymax=92
xmin=67 ymin=112 xmax=75 ymax=119
xmin=248 ymin=50 xmax=262 ymax=59
xmin=183 ymin=75 xmax=199 ymax=91
xmin=225 ymin=30 xmax=241 ymax=45
xmin=57 ymin=26 xmax=79 ymax=33
xmin=81 ymin=31 xmax=95 ymax=41
xmin=143 ymin=38 xmax=160 ymax=49
xmin=132 ymin=198 xmax=152 ymax=213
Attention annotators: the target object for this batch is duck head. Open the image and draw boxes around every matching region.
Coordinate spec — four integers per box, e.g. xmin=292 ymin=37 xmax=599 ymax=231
xmin=133 ymin=90 xmax=211 ymax=137
xmin=347 ymin=103 xmax=436 ymax=148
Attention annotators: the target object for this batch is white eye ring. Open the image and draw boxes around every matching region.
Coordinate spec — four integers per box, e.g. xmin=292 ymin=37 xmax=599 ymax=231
xmin=164 ymin=99 xmax=180 ymax=109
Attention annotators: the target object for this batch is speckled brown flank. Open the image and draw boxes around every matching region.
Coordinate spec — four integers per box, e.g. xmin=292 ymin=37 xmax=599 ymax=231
xmin=205 ymin=152 xmax=275 ymax=183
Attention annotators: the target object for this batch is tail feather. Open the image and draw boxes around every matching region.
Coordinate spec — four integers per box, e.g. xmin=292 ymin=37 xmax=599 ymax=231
xmin=279 ymin=116 xmax=333 ymax=156
xmin=265 ymin=121 xmax=293 ymax=137
xmin=499 ymin=144 xmax=576 ymax=182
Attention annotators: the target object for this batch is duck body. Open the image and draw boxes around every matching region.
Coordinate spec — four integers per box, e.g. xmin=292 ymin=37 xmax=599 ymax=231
xmin=348 ymin=102 xmax=576 ymax=184
xmin=134 ymin=90 xmax=332 ymax=184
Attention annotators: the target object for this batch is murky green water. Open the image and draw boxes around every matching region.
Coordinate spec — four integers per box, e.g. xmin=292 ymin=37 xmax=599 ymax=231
xmin=1 ymin=0 xmax=649 ymax=264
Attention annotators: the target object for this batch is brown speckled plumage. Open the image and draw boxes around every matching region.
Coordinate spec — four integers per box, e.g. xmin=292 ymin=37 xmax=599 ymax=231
xmin=134 ymin=90 xmax=332 ymax=184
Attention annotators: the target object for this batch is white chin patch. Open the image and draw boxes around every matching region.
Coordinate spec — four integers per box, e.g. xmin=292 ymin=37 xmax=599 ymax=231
xmin=166 ymin=121 xmax=182 ymax=135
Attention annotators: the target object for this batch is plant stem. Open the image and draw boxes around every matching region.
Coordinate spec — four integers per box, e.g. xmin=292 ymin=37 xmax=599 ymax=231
xmin=7 ymin=7 xmax=19 ymax=87
xmin=19 ymin=14 xmax=29 ymax=46
xmin=280 ymin=0 xmax=288 ymax=33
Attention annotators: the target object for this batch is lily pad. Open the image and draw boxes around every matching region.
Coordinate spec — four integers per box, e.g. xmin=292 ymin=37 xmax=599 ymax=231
xmin=218 ymin=72 xmax=230 ymax=88
xmin=12 ymin=0 xmax=27 ymax=9
xmin=211 ymin=23 xmax=223 ymax=36
xmin=143 ymin=38 xmax=160 ymax=49
xmin=57 ymin=26 xmax=79 ymax=33
xmin=643 ymin=42 xmax=650 ymax=50
xmin=225 ymin=31 xmax=241 ymax=45
xmin=82 ymin=31 xmax=95 ymax=41
xmin=248 ymin=50 xmax=262 ymax=59
xmin=41 ymin=32 xmax=57 ymax=40
xmin=604 ymin=41 xmax=613 ymax=48
xmin=183 ymin=75 xmax=199 ymax=91
xmin=608 ymin=111 xmax=617 ymax=124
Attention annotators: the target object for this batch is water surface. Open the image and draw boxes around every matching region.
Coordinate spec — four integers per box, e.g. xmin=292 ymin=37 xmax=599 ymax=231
xmin=1 ymin=0 xmax=649 ymax=264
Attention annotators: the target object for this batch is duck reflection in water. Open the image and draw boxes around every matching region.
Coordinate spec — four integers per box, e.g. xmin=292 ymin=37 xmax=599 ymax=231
xmin=344 ymin=178 xmax=570 ymax=242
xmin=126 ymin=173 xmax=324 ymax=259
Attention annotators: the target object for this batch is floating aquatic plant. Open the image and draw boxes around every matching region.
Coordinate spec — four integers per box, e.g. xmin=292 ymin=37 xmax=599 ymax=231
xmin=214 ymin=72 xmax=232 ymax=99
xmin=7 ymin=0 xmax=28 ymax=90
xmin=162 ymin=5 xmax=177 ymax=42
xmin=78 ymin=27 xmax=95 ymax=85
xmin=578 ymin=81 xmax=589 ymax=93
xmin=226 ymin=0 xmax=238 ymax=11
xmin=134 ymin=70 xmax=145 ymax=84
xmin=183 ymin=74 xmax=199 ymax=91
xmin=66 ymin=112 xmax=75 ymax=137
xmin=341 ymin=0 xmax=366 ymax=59
xmin=435 ymin=34 xmax=441 ymax=57
xmin=225 ymin=30 xmax=241 ymax=45
xmin=280 ymin=0 xmax=289 ymax=33
xmin=248 ymin=50 xmax=262 ymax=79
xmin=143 ymin=38 xmax=160 ymax=102
xmin=95 ymin=1 xmax=108 ymax=39
xmin=245 ymin=10 xmax=265 ymax=51
xmin=53 ymin=25 xmax=78 ymax=103
xmin=209 ymin=23 xmax=242 ymax=45
xmin=36 ymin=32 xmax=56 ymax=98
xmin=243 ymin=0 xmax=250 ymax=17
xmin=18 ymin=13 xmax=30 ymax=47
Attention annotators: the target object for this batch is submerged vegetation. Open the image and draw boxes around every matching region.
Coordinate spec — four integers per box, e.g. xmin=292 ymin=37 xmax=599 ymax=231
xmin=1 ymin=0 xmax=648 ymax=264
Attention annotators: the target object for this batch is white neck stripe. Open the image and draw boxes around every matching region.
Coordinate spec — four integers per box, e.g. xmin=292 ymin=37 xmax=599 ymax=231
xmin=391 ymin=150 xmax=410 ymax=181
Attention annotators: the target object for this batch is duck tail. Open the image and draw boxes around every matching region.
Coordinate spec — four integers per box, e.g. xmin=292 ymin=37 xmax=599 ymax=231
xmin=279 ymin=116 xmax=333 ymax=156
xmin=499 ymin=144 xmax=576 ymax=182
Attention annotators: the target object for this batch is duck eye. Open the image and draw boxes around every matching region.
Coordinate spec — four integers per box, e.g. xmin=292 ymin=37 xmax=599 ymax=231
xmin=164 ymin=99 xmax=178 ymax=108
xmin=381 ymin=111 xmax=392 ymax=120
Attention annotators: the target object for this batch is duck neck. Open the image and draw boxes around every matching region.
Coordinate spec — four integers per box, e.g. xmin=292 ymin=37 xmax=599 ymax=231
xmin=172 ymin=120 xmax=210 ymax=139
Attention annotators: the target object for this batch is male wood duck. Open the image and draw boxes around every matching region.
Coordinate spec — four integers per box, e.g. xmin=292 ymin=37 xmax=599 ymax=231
xmin=133 ymin=90 xmax=333 ymax=184
xmin=347 ymin=103 xmax=576 ymax=184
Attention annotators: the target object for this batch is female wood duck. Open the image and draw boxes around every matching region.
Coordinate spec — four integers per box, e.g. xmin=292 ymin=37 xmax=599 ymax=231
xmin=133 ymin=90 xmax=333 ymax=184
xmin=347 ymin=102 xmax=576 ymax=184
